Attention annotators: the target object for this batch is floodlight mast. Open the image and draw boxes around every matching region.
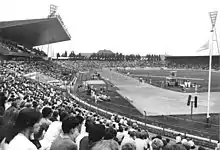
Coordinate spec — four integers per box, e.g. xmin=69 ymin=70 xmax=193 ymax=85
xmin=207 ymin=11 xmax=218 ymax=123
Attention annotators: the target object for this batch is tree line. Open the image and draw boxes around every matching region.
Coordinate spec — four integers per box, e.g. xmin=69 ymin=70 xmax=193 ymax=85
xmin=56 ymin=51 xmax=161 ymax=61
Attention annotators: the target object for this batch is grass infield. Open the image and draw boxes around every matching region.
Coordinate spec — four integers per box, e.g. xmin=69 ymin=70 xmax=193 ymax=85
xmin=118 ymin=69 xmax=220 ymax=93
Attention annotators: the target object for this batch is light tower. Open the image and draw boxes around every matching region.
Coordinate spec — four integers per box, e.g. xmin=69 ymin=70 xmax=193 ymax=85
xmin=206 ymin=11 xmax=219 ymax=124
xmin=47 ymin=4 xmax=58 ymax=57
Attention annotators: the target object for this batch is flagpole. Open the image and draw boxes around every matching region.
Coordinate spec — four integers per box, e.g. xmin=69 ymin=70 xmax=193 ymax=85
xmin=207 ymin=11 xmax=218 ymax=124
xmin=207 ymin=28 xmax=214 ymax=121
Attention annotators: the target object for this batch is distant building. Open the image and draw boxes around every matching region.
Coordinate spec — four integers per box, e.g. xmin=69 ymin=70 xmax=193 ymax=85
xmin=97 ymin=49 xmax=114 ymax=55
xmin=79 ymin=53 xmax=93 ymax=58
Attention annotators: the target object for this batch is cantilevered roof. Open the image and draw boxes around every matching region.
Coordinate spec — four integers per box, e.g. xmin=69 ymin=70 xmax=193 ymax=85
xmin=0 ymin=16 xmax=71 ymax=47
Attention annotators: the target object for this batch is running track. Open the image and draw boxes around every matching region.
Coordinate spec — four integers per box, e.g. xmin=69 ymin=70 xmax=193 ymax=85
xmin=99 ymin=68 xmax=220 ymax=116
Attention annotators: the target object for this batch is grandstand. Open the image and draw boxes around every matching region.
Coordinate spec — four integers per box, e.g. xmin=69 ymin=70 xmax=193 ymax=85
xmin=0 ymin=15 xmax=71 ymax=62
xmin=166 ymin=55 xmax=220 ymax=70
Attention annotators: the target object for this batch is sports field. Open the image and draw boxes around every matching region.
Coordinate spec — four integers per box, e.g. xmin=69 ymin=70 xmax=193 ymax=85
xmin=99 ymin=68 xmax=220 ymax=139
xmin=119 ymin=68 xmax=220 ymax=92
xmin=100 ymin=68 xmax=220 ymax=115
xmin=76 ymin=68 xmax=220 ymax=140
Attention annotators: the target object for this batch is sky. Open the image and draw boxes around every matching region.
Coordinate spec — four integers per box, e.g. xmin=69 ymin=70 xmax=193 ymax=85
xmin=1 ymin=0 xmax=220 ymax=56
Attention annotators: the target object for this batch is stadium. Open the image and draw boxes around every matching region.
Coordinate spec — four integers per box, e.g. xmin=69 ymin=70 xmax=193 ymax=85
xmin=0 ymin=4 xmax=220 ymax=150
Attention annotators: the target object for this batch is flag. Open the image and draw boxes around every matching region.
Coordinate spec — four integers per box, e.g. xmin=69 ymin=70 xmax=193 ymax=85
xmin=197 ymin=41 xmax=209 ymax=52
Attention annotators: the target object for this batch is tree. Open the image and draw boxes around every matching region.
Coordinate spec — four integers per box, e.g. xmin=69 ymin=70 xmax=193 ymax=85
xmin=56 ymin=53 xmax=60 ymax=58
xmin=69 ymin=51 xmax=75 ymax=57
xmin=61 ymin=51 xmax=68 ymax=57
xmin=136 ymin=54 xmax=141 ymax=60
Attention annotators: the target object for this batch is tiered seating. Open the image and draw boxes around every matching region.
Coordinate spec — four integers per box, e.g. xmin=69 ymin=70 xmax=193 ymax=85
xmin=0 ymin=39 xmax=47 ymax=57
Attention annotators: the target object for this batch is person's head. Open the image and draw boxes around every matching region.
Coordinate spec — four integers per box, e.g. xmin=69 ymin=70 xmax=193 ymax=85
xmin=42 ymin=107 xmax=52 ymax=118
xmin=104 ymin=127 xmax=117 ymax=140
xmin=62 ymin=115 xmax=81 ymax=141
xmin=75 ymin=115 xmax=84 ymax=133
xmin=15 ymin=108 xmax=42 ymax=139
xmin=89 ymin=123 xmax=106 ymax=143
xmin=128 ymin=131 xmax=136 ymax=139
xmin=118 ymin=126 xmax=123 ymax=132
xmin=32 ymin=101 xmax=38 ymax=109
xmin=151 ymin=138 xmax=164 ymax=150
xmin=52 ymin=110 xmax=59 ymax=118
xmin=59 ymin=111 xmax=68 ymax=122
xmin=91 ymin=139 xmax=119 ymax=150
xmin=75 ymin=115 xmax=84 ymax=125
xmin=121 ymin=143 xmax=136 ymax=150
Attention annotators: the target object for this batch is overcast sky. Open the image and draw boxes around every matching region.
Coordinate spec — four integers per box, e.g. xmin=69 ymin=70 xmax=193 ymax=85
xmin=1 ymin=0 xmax=220 ymax=56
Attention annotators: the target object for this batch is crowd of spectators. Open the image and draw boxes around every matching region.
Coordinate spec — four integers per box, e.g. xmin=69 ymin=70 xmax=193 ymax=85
xmin=56 ymin=58 xmax=220 ymax=72
xmin=0 ymin=39 xmax=47 ymax=57
xmin=0 ymin=60 xmax=218 ymax=150
xmin=166 ymin=62 xmax=220 ymax=71
xmin=2 ymin=61 xmax=75 ymax=82
xmin=55 ymin=60 xmax=164 ymax=72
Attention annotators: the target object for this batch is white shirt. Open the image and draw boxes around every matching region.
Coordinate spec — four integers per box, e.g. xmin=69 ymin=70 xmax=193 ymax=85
xmin=123 ymin=131 xmax=129 ymax=138
xmin=121 ymin=136 xmax=135 ymax=148
xmin=40 ymin=121 xmax=62 ymax=150
xmin=8 ymin=133 xmax=37 ymax=150
xmin=43 ymin=121 xmax=62 ymax=143
xmin=116 ymin=132 xmax=124 ymax=142
xmin=135 ymin=138 xmax=148 ymax=150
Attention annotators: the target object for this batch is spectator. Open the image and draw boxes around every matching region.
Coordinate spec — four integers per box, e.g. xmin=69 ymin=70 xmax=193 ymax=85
xmin=79 ymin=123 xmax=105 ymax=150
xmin=151 ymin=138 xmax=164 ymax=150
xmin=40 ymin=107 xmax=53 ymax=131
xmin=121 ymin=131 xmax=136 ymax=148
xmin=8 ymin=108 xmax=42 ymax=150
xmin=135 ymin=131 xmax=148 ymax=150
xmin=121 ymin=143 xmax=136 ymax=150
xmin=116 ymin=126 xmax=124 ymax=145
xmin=50 ymin=110 xmax=59 ymax=122
xmin=104 ymin=127 xmax=117 ymax=140
xmin=41 ymin=111 xmax=68 ymax=150
xmin=91 ymin=139 xmax=119 ymax=150
xmin=50 ymin=115 xmax=82 ymax=150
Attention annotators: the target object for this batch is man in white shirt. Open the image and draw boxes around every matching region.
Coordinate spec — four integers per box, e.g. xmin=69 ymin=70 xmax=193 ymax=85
xmin=75 ymin=120 xmax=88 ymax=150
xmin=121 ymin=131 xmax=136 ymax=148
xmin=40 ymin=111 xmax=68 ymax=150
xmin=135 ymin=132 xmax=148 ymax=150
